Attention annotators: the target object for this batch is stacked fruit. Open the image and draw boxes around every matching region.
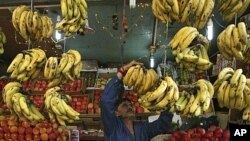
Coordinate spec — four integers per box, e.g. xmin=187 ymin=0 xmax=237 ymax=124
xmin=0 ymin=28 xmax=7 ymax=54
xmin=214 ymin=67 xmax=250 ymax=110
xmin=33 ymin=80 xmax=48 ymax=92
xmin=44 ymin=49 xmax=82 ymax=88
xmin=123 ymin=65 xmax=159 ymax=95
xmin=0 ymin=116 xmax=69 ymax=140
xmin=217 ymin=22 xmax=250 ymax=63
xmin=169 ymin=26 xmax=212 ymax=72
xmin=22 ymin=80 xmax=33 ymax=92
xmin=172 ymin=79 xmax=214 ymax=117
xmin=29 ymin=95 xmax=44 ymax=109
xmin=138 ymin=76 xmax=179 ymax=112
xmin=12 ymin=5 xmax=54 ymax=41
xmin=218 ymin=0 xmax=250 ymax=22
xmin=56 ymin=0 xmax=88 ymax=36
xmin=62 ymin=79 xmax=83 ymax=92
xmin=2 ymin=82 xmax=45 ymax=122
xmin=124 ymin=91 xmax=145 ymax=113
xmin=71 ymin=96 xmax=89 ymax=113
xmin=151 ymin=0 xmax=215 ymax=29
xmin=167 ymin=125 xmax=230 ymax=141
xmin=44 ymin=87 xmax=80 ymax=126
xmin=7 ymin=48 xmax=46 ymax=82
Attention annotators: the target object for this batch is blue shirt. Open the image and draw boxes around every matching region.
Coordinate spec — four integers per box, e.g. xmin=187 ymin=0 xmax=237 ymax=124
xmin=100 ymin=75 xmax=173 ymax=141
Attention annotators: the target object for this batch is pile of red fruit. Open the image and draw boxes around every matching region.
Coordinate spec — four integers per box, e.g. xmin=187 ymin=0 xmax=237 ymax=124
xmin=71 ymin=96 xmax=89 ymax=113
xmin=0 ymin=115 xmax=69 ymax=141
xmin=33 ymin=80 xmax=48 ymax=92
xmin=62 ymin=79 xmax=83 ymax=93
xmin=167 ymin=125 xmax=230 ymax=141
xmin=29 ymin=95 xmax=44 ymax=109
xmin=22 ymin=80 xmax=33 ymax=92
xmin=123 ymin=91 xmax=144 ymax=113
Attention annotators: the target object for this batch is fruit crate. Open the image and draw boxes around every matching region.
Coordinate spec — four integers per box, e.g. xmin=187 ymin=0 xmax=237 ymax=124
xmin=95 ymin=68 xmax=117 ymax=89
xmin=81 ymin=71 xmax=98 ymax=88
xmin=31 ymin=79 xmax=48 ymax=94
xmin=228 ymin=109 xmax=243 ymax=124
xmin=62 ymin=78 xmax=86 ymax=95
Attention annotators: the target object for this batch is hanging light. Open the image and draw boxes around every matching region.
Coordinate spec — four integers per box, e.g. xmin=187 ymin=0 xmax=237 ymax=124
xmin=129 ymin=0 xmax=136 ymax=8
xmin=149 ymin=45 xmax=156 ymax=68
xmin=55 ymin=15 xmax=62 ymax=40
xmin=207 ymin=18 xmax=213 ymax=41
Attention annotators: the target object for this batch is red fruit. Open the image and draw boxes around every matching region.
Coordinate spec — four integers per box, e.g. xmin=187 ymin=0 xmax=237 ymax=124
xmin=209 ymin=125 xmax=217 ymax=132
xmin=46 ymin=127 xmax=53 ymax=134
xmin=3 ymin=127 xmax=9 ymax=133
xmin=192 ymin=137 xmax=201 ymax=141
xmin=181 ymin=133 xmax=191 ymax=141
xmin=48 ymin=133 xmax=56 ymax=140
xmin=0 ymin=133 xmax=3 ymax=139
xmin=0 ymin=127 xmax=3 ymax=133
xmin=220 ymin=138 xmax=229 ymax=141
xmin=201 ymin=138 xmax=209 ymax=141
xmin=41 ymin=133 xmax=49 ymax=141
xmin=9 ymin=126 xmax=18 ymax=133
xmin=18 ymin=126 xmax=25 ymax=134
xmin=33 ymin=127 xmax=40 ymax=135
xmin=25 ymin=134 xmax=32 ymax=141
xmin=136 ymin=106 xmax=144 ymax=113
xmin=172 ymin=131 xmax=180 ymax=139
xmin=223 ymin=129 xmax=230 ymax=139
xmin=4 ymin=133 xmax=11 ymax=140
xmin=95 ymin=108 xmax=101 ymax=114
xmin=87 ymin=103 xmax=93 ymax=109
xmin=22 ymin=121 xmax=30 ymax=128
xmin=187 ymin=128 xmax=195 ymax=135
xmin=52 ymin=122 xmax=58 ymax=129
xmin=10 ymin=133 xmax=17 ymax=140
xmin=26 ymin=127 xmax=33 ymax=134
xmin=197 ymin=127 xmax=206 ymax=135
xmin=204 ymin=131 xmax=213 ymax=139
xmin=33 ymin=134 xmax=41 ymax=141
xmin=40 ymin=127 xmax=47 ymax=134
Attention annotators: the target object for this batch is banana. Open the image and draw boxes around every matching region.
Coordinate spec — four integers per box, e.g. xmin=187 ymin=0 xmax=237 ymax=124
xmin=171 ymin=0 xmax=179 ymax=15
xmin=237 ymin=0 xmax=250 ymax=18
xmin=73 ymin=61 xmax=82 ymax=78
xmin=175 ymin=95 xmax=188 ymax=111
xmin=51 ymin=96 xmax=66 ymax=115
xmin=236 ymin=74 xmax=246 ymax=97
xmin=244 ymin=85 xmax=250 ymax=104
xmin=146 ymin=80 xmax=168 ymax=102
xmin=19 ymin=96 xmax=30 ymax=116
xmin=56 ymin=115 xmax=66 ymax=126
xmin=19 ymin=54 xmax=31 ymax=72
xmin=19 ymin=10 xmax=29 ymax=40
xmin=198 ymin=79 xmax=214 ymax=97
xmin=26 ymin=51 xmax=39 ymax=71
xmin=230 ymin=69 xmax=243 ymax=86
xmin=168 ymin=27 xmax=190 ymax=49
xmin=235 ymin=92 xmax=244 ymax=110
xmin=134 ymin=66 xmax=144 ymax=90
xmin=223 ymin=84 xmax=231 ymax=107
xmin=67 ymin=49 xmax=81 ymax=65
xmin=142 ymin=70 xmax=153 ymax=92
xmin=48 ymin=76 xmax=62 ymax=88
xmin=61 ymin=99 xmax=80 ymax=118
xmin=195 ymin=0 xmax=205 ymax=17
xmin=44 ymin=57 xmax=53 ymax=79
xmin=202 ymin=96 xmax=211 ymax=112
xmin=242 ymin=106 xmax=250 ymax=120
xmin=62 ymin=54 xmax=75 ymax=74
xmin=30 ymin=68 xmax=42 ymax=80
xmin=180 ymin=30 xmax=199 ymax=51
xmin=127 ymin=65 xmax=140 ymax=88
xmin=48 ymin=57 xmax=58 ymax=80
xmin=7 ymin=53 xmax=24 ymax=73
xmin=190 ymin=94 xmax=201 ymax=113
xmin=195 ymin=81 xmax=209 ymax=103
xmin=61 ymin=0 xmax=68 ymax=18
xmin=180 ymin=0 xmax=192 ymax=23
xmin=194 ymin=106 xmax=202 ymax=116
xmin=217 ymin=67 xmax=234 ymax=82
xmin=44 ymin=86 xmax=61 ymax=98
xmin=238 ymin=22 xmax=248 ymax=44
xmin=217 ymin=81 xmax=228 ymax=108
xmin=4 ymin=87 xmax=21 ymax=110
xmin=12 ymin=5 xmax=28 ymax=32
xmin=30 ymin=104 xmax=45 ymax=121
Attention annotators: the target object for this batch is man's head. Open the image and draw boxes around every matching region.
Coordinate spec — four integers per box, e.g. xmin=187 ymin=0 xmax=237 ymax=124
xmin=115 ymin=98 xmax=135 ymax=119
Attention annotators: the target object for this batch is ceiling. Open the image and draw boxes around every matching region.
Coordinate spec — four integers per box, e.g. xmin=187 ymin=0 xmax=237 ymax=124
xmin=0 ymin=0 xmax=249 ymax=69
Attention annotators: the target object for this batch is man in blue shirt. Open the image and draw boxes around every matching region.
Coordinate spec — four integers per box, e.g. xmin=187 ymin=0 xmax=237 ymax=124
xmin=100 ymin=60 xmax=173 ymax=141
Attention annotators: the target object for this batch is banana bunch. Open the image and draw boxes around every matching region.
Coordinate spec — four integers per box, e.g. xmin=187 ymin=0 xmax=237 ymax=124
xmin=44 ymin=87 xmax=80 ymax=126
xmin=2 ymin=82 xmax=45 ymax=122
xmin=56 ymin=0 xmax=88 ymax=36
xmin=218 ymin=0 xmax=250 ymax=22
xmin=7 ymin=48 xmax=46 ymax=82
xmin=214 ymin=67 xmax=250 ymax=110
xmin=169 ymin=79 xmax=214 ymax=117
xmin=0 ymin=27 xmax=7 ymax=54
xmin=217 ymin=22 xmax=250 ymax=63
xmin=123 ymin=65 xmax=159 ymax=95
xmin=44 ymin=49 xmax=82 ymax=88
xmin=138 ymin=76 xmax=179 ymax=112
xmin=242 ymin=105 xmax=250 ymax=123
xmin=12 ymin=5 xmax=54 ymax=41
xmin=151 ymin=0 xmax=214 ymax=29
xmin=169 ymin=26 xmax=212 ymax=72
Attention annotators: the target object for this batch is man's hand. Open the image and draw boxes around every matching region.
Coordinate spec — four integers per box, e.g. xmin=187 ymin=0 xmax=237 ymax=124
xmin=123 ymin=60 xmax=144 ymax=71
xmin=117 ymin=60 xmax=143 ymax=79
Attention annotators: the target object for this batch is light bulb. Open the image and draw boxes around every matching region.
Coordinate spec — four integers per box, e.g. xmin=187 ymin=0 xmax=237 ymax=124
xmin=150 ymin=55 xmax=155 ymax=68
xmin=207 ymin=18 xmax=213 ymax=40
xmin=55 ymin=30 xmax=61 ymax=40
xmin=129 ymin=0 xmax=136 ymax=8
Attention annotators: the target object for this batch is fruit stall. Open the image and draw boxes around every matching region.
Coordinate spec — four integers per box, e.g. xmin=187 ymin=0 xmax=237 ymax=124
xmin=0 ymin=0 xmax=250 ymax=141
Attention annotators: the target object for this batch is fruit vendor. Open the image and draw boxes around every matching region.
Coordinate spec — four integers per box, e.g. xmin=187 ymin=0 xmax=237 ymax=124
xmin=100 ymin=60 xmax=174 ymax=141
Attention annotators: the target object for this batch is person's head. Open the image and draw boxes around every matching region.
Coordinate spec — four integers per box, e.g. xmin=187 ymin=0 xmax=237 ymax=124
xmin=115 ymin=98 xmax=135 ymax=119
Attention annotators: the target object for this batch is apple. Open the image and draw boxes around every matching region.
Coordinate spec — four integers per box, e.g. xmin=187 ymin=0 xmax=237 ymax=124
xmin=33 ymin=127 xmax=40 ymax=135
xmin=41 ymin=133 xmax=49 ymax=141
xmin=22 ymin=120 xmax=30 ymax=128
xmin=136 ymin=106 xmax=144 ymax=113
xmin=204 ymin=130 xmax=213 ymax=139
xmin=0 ymin=133 xmax=3 ymax=140
xmin=46 ymin=127 xmax=53 ymax=134
xmin=40 ymin=127 xmax=47 ymax=134
xmin=11 ymin=133 xmax=18 ymax=140
xmin=9 ymin=126 xmax=17 ymax=133
xmin=26 ymin=127 xmax=33 ymax=135
xmin=26 ymin=134 xmax=32 ymax=141
xmin=33 ymin=134 xmax=41 ymax=141
xmin=223 ymin=129 xmax=230 ymax=139
xmin=209 ymin=125 xmax=217 ymax=132
xmin=197 ymin=127 xmax=206 ymax=135
xmin=88 ymin=103 xmax=93 ymax=109
xmin=4 ymin=133 xmax=11 ymax=140
xmin=95 ymin=107 xmax=101 ymax=114
xmin=18 ymin=126 xmax=25 ymax=134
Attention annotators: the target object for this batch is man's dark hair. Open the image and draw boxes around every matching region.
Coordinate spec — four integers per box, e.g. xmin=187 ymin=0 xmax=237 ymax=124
xmin=115 ymin=98 xmax=132 ymax=110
